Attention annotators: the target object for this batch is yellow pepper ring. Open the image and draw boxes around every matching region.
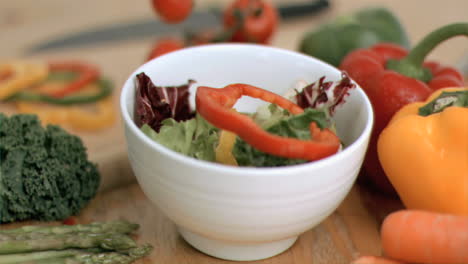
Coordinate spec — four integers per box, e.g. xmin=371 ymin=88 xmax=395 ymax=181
xmin=67 ymin=96 xmax=116 ymax=131
xmin=15 ymin=80 xmax=116 ymax=131
xmin=15 ymin=96 xmax=116 ymax=132
xmin=0 ymin=61 xmax=49 ymax=100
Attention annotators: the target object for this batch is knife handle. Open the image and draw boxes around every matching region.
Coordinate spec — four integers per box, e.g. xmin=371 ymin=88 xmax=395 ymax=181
xmin=278 ymin=0 xmax=330 ymax=19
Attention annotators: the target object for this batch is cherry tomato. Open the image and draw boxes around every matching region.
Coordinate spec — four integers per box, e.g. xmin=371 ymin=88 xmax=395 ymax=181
xmin=151 ymin=0 xmax=193 ymax=24
xmin=147 ymin=38 xmax=185 ymax=61
xmin=223 ymin=0 xmax=279 ymax=44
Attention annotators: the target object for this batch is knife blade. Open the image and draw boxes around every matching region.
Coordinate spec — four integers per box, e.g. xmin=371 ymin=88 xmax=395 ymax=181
xmin=25 ymin=0 xmax=329 ymax=54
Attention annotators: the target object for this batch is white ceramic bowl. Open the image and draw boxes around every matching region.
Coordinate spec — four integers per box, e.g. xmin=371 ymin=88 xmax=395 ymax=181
xmin=120 ymin=44 xmax=373 ymax=261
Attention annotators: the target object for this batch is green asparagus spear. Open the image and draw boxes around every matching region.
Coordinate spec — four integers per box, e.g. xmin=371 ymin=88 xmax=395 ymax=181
xmin=0 ymin=233 xmax=137 ymax=254
xmin=0 ymin=244 xmax=153 ymax=264
xmin=0 ymin=249 xmax=76 ymax=263
xmin=0 ymin=221 xmax=139 ymax=235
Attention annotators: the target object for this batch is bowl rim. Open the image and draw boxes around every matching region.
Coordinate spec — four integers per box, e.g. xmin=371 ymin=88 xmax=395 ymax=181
xmin=120 ymin=43 xmax=374 ymax=175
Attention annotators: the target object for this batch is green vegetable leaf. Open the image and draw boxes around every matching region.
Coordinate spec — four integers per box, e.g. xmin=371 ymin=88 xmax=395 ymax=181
xmin=233 ymin=108 xmax=331 ymax=167
xmin=251 ymin=104 xmax=291 ymax=129
xmin=141 ymin=114 xmax=219 ymax=162
xmin=0 ymin=114 xmax=100 ymax=223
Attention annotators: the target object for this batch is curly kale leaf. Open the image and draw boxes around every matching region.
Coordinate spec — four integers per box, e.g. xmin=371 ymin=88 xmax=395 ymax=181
xmin=0 ymin=114 xmax=100 ymax=223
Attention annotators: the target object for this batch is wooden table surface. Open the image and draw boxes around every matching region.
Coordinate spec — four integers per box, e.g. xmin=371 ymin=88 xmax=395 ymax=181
xmin=0 ymin=1 xmax=467 ymax=263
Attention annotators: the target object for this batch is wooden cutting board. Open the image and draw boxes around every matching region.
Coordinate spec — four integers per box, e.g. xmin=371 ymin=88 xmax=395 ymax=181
xmin=71 ymin=182 xmax=402 ymax=264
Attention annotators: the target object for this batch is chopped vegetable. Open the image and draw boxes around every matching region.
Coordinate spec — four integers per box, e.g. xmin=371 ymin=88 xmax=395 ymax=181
xmin=223 ymin=0 xmax=279 ymax=44
xmin=377 ymin=87 xmax=468 ymax=216
xmin=381 ymin=210 xmax=468 ymax=264
xmin=15 ymin=93 xmax=116 ymax=132
xmin=196 ymin=83 xmax=340 ymax=161
xmin=46 ymin=61 xmax=100 ymax=98
xmin=5 ymin=73 xmax=113 ymax=105
xmin=137 ymin=73 xmax=354 ymax=166
xmin=0 ymin=221 xmax=152 ymax=264
xmin=295 ymin=72 xmax=355 ymax=116
xmin=0 ymin=61 xmax=49 ymax=100
xmin=151 ymin=0 xmax=193 ymax=24
xmin=147 ymin=37 xmax=185 ymax=61
xmin=215 ymin=130 xmax=239 ymax=166
xmin=141 ymin=114 xmax=219 ymax=161
xmin=233 ymin=108 xmax=331 ymax=167
xmin=134 ymin=72 xmax=194 ymax=132
xmin=340 ymin=23 xmax=467 ymax=194
xmin=299 ymin=7 xmax=410 ymax=66
xmin=0 ymin=114 xmax=100 ymax=223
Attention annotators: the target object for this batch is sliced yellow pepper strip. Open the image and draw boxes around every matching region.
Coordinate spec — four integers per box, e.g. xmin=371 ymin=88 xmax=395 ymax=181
xmin=0 ymin=61 xmax=49 ymax=99
xmin=215 ymin=130 xmax=239 ymax=166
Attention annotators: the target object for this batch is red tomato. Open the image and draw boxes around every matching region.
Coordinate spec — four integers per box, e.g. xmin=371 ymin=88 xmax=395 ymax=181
xmin=147 ymin=38 xmax=185 ymax=61
xmin=151 ymin=0 xmax=193 ymax=23
xmin=223 ymin=0 xmax=279 ymax=44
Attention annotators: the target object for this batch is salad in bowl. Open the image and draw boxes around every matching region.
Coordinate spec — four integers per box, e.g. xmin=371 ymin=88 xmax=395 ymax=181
xmin=120 ymin=43 xmax=373 ymax=261
xmin=133 ymin=70 xmax=355 ymax=167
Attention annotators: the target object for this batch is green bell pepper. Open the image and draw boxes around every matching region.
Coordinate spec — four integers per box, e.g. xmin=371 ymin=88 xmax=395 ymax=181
xmin=299 ymin=7 xmax=410 ymax=66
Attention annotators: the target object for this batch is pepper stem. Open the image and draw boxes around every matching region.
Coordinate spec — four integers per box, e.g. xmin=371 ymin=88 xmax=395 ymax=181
xmin=418 ymin=90 xmax=468 ymax=116
xmin=386 ymin=23 xmax=468 ymax=82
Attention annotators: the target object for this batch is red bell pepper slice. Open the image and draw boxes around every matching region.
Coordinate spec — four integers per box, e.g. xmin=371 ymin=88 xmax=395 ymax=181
xmin=48 ymin=61 xmax=100 ymax=98
xmin=196 ymin=83 xmax=341 ymax=161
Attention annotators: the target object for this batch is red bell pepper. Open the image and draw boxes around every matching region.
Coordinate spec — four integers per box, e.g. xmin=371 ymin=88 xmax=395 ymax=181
xmin=339 ymin=23 xmax=467 ymax=194
xmin=48 ymin=61 xmax=100 ymax=98
xmin=196 ymin=83 xmax=341 ymax=161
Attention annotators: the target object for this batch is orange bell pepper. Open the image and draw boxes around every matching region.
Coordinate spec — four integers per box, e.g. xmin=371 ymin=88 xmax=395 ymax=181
xmin=377 ymin=87 xmax=468 ymax=216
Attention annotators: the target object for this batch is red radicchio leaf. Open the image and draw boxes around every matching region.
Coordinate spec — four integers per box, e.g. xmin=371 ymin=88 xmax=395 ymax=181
xmin=295 ymin=72 xmax=355 ymax=116
xmin=134 ymin=72 xmax=195 ymax=132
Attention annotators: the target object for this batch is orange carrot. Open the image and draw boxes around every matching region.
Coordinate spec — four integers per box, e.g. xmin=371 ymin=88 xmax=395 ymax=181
xmin=381 ymin=210 xmax=468 ymax=264
xmin=351 ymin=256 xmax=405 ymax=264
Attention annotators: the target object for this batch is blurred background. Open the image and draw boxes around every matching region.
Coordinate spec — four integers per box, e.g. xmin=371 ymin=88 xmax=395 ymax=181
xmin=1 ymin=0 xmax=467 ymax=84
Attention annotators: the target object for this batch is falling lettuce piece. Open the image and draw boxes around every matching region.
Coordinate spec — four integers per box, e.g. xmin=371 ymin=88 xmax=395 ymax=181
xmin=141 ymin=114 xmax=219 ymax=161
xmin=134 ymin=72 xmax=195 ymax=132
xmin=295 ymin=72 xmax=355 ymax=116
xmin=232 ymin=108 xmax=331 ymax=167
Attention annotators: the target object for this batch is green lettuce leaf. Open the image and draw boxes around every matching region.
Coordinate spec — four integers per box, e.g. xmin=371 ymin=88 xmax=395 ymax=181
xmin=233 ymin=108 xmax=331 ymax=167
xmin=141 ymin=114 xmax=219 ymax=161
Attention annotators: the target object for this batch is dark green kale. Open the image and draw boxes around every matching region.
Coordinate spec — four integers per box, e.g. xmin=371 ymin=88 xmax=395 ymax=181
xmin=0 ymin=114 xmax=100 ymax=223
